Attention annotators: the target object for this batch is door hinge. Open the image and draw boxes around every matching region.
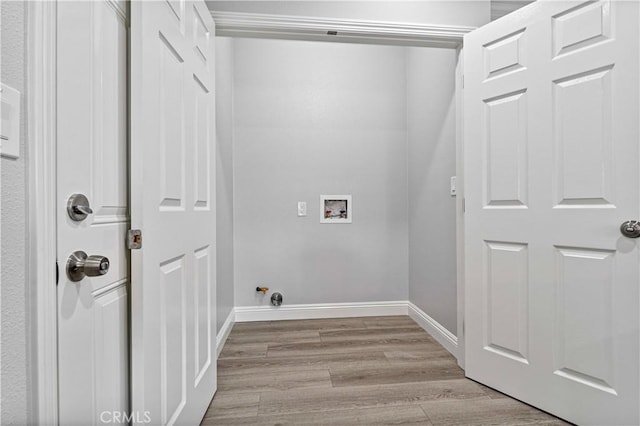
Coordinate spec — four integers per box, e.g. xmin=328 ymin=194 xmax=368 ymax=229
xmin=127 ymin=229 xmax=142 ymax=249
xmin=463 ymin=198 xmax=466 ymax=213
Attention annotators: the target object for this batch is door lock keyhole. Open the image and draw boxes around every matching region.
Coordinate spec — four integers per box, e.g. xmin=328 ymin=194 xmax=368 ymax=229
xmin=66 ymin=251 xmax=110 ymax=282
xmin=620 ymin=220 xmax=640 ymax=238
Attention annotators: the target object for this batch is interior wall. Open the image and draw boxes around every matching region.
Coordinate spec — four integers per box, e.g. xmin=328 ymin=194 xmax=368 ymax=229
xmin=232 ymin=38 xmax=409 ymax=307
xmin=208 ymin=1 xmax=490 ymax=28
xmin=1 ymin=1 xmax=31 ymax=423
xmin=406 ymin=47 xmax=458 ymax=335
xmin=215 ymin=37 xmax=235 ymax=331
xmin=491 ymin=0 xmax=535 ymax=21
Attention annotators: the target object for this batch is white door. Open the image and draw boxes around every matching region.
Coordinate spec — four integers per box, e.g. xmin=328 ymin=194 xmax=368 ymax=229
xmin=56 ymin=1 xmax=129 ymax=424
xmin=130 ymin=0 xmax=217 ymax=424
xmin=464 ymin=0 xmax=639 ymax=424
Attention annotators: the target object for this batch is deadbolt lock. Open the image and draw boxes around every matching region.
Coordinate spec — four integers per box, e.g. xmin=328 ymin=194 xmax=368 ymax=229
xmin=67 ymin=194 xmax=93 ymax=221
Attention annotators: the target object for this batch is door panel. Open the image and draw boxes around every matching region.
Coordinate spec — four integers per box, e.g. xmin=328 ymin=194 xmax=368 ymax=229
xmin=483 ymin=29 xmax=525 ymax=79
xmin=553 ymin=66 xmax=613 ymax=206
xmin=131 ymin=1 xmax=217 ymax=424
xmin=484 ymin=90 xmax=528 ymax=207
xmin=193 ymin=76 xmax=212 ymax=210
xmin=554 ymin=246 xmax=616 ymax=393
xmin=56 ymin=1 xmax=129 ymax=424
xmin=94 ymin=285 xmax=129 ymax=416
xmin=194 ymin=245 xmax=213 ymax=383
xmin=552 ymin=1 xmax=611 ymax=57
xmin=464 ymin=1 xmax=639 ymax=424
xmin=484 ymin=241 xmax=529 ymax=363
xmin=159 ymin=256 xmax=187 ymax=424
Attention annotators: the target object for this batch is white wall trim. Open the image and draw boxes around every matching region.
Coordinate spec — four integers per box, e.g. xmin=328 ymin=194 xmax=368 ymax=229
xmin=27 ymin=1 xmax=59 ymax=424
xmin=211 ymin=11 xmax=474 ymax=48
xmin=408 ymin=302 xmax=458 ymax=358
xmin=234 ymin=301 xmax=409 ymax=323
xmin=455 ymin=47 xmax=466 ymax=370
xmin=216 ymin=310 xmax=236 ymax=358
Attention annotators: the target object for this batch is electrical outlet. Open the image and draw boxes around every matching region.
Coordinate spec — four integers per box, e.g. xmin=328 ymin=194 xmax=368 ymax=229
xmin=297 ymin=201 xmax=307 ymax=216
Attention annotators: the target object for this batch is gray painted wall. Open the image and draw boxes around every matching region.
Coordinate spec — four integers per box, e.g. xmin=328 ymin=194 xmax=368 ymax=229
xmin=208 ymin=1 xmax=490 ymax=28
xmin=1 ymin=1 xmax=31 ymax=423
xmin=491 ymin=0 xmax=535 ymax=21
xmin=230 ymin=39 xmax=460 ymax=332
xmin=215 ymin=37 xmax=235 ymax=331
xmin=232 ymin=38 xmax=409 ymax=307
xmin=407 ymin=47 xmax=458 ymax=334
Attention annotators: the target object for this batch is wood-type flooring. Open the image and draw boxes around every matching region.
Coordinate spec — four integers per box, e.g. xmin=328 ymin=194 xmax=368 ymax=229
xmin=202 ymin=316 xmax=570 ymax=425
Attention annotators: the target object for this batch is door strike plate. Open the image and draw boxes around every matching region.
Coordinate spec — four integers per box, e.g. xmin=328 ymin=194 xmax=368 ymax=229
xmin=127 ymin=229 xmax=142 ymax=249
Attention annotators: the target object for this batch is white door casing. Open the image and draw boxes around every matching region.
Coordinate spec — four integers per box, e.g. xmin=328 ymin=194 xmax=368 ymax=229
xmin=464 ymin=1 xmax=639 ymax=425
xmin=56 ymin=1 xmax=129 ymax=424
xmin=130 ymin=0 xmax=217 ymax=424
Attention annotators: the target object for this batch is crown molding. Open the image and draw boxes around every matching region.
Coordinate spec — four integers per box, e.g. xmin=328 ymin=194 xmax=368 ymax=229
xmin=211 ymin=11 xmax=474 ymax=47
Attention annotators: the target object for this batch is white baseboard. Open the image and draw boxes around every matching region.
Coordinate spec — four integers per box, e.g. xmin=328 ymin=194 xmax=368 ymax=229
xmin=407 ymin=302 xmax=458 ymax=358
xmin=216 ymin=309 xmax=236 ymax=358
xmin=234 ymin=301 xmax=409 ymax=322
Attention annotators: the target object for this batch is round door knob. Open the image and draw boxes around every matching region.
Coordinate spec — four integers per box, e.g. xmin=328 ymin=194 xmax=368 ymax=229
xmin=66 ymin=251 xmax=110 ymax=282
xmin=620 ymin=220 xmax=640 ymax=238
xmin=84 ymin=255 xmax=110 ymax=277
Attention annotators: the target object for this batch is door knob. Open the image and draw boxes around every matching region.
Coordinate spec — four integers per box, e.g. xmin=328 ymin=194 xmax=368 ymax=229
xmin=67 ymin=193 xmax=93 ymax=221
xmin=66 ymin=250 xmax=110 ymax=282
xmin=620 ymin=220 xmax=640 ymax=238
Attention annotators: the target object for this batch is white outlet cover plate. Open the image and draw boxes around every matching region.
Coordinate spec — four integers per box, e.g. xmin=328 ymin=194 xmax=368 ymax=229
xmin=0 ymin=83 xmax=21 ymax=159
xmin=297 ymin=201 xmax=307 ymax=216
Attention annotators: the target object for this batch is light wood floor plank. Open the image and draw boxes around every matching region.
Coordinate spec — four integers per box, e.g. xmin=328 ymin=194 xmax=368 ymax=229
xmin=217 ymin=368 xmax=332 ymax=394
xmin=203 ymin=405 xmax=432 ymax=425
xmin=329 ymin=359 xmax=465 ymax=387
xmin=477 ymin=383 xmax=512 ymax=399
xmin=231 ymin=317 xmax=367 ymax=334
xmin=202 ymin=393 xmax=260 ymax=420
xmin=363 ymin=316 xmax=422 ymax=329
xmin=257 ymin=379 xmax=490 ymax=415
xmin=218 ymin=342 xmax=269 ymax=359
xmin=384 ymin=349 xmax=455 ymax=364
xmin=218 ymin=351 xmax=388 ymax=377
xmin=266 ymin=338 xmax=440 ymax=358
xmin=226 ymin=330 xmax=321 ymax=345
xmin=420 ymin=397 xmax=571 ymax=426
xmin=319 ymin=326 xmax=432 ymax=343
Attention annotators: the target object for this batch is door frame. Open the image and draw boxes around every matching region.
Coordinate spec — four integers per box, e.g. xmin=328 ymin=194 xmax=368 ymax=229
xmin=212 ymin=11 xmax=473 ymax=48
xmin=28 ymin=4 xmax=472 ymax=424
xmin=28 ymin=1 xmax=59 ymax=424
xmin=212 ymin=10 xmax=471 ymax=369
